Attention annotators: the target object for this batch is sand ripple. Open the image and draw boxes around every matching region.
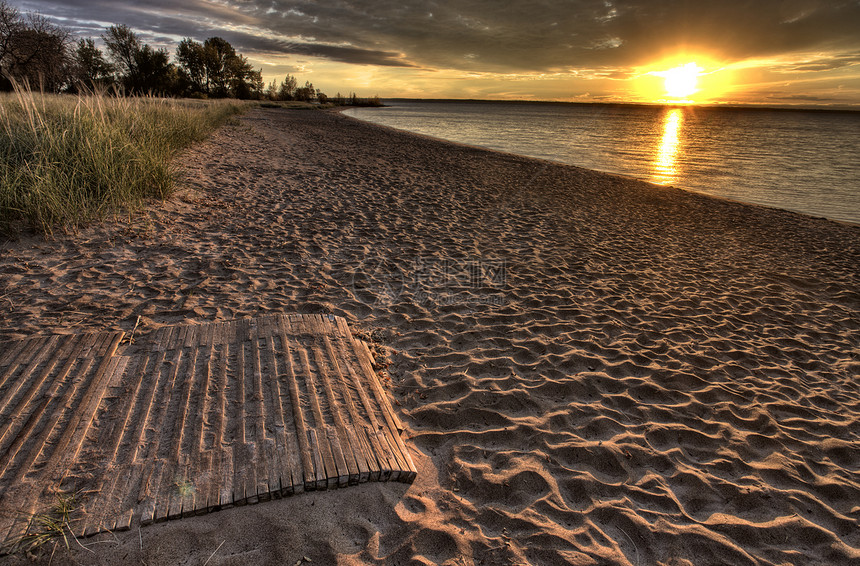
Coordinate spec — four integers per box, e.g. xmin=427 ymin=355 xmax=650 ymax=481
xmin=1 ymin=109 xmax=858 ymax=565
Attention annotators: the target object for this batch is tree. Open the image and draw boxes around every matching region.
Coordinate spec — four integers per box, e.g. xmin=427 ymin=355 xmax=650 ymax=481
xmin=72 ymin=38 xmax=114 ymax=91
xmin=176 ymin=37 xmax=206 ymax=96
xmin=102 ymin=24 xmax=139 ymax=86
xmin=202 ymin=36 xmax=235 ymax=97
xmin=176 ymin=36 xmax=262 ymax=99
xmin=132 ymin=44 xmax=174 ymax=94
xmin=226 ymin=52 xmax=261 ymax=99
xmin=265 ymin=79 xmax=278 ymax=100
xmin=0 ymin=1 xmax=72 ymax=92
xmin=294 ymin=80 xmax=315 ymax=102
xmin=103 ymin=24 xmax=175 ymax=94
xmin=278 ymin=74 xmax=297 ymax=100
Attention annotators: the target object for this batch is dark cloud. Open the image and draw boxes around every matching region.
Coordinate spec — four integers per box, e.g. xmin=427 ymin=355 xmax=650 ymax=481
xmin=778 ymin=52 xmax=860 ymax=72
xmin=13 ymin=0 xmax=860 ymax=72
xmin=770 ymin=94 xmax=827 ymax=101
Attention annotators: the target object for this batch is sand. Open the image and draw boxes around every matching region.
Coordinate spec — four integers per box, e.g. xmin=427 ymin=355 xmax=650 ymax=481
xmin=0 ymin=107 xmax=858 ymax=565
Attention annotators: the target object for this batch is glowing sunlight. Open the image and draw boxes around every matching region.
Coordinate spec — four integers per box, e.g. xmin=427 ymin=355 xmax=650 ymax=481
xmin=634 ymin=59 xmax=735 ymax=104
xmin=659 ymin=63 xmax=702 ymax=99
xmin=652 ymin=108 xmax=683 ymax=185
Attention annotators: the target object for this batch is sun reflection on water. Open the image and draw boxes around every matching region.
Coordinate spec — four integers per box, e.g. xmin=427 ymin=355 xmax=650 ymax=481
xmin=652 ymin=108 xmax=683 ymax=185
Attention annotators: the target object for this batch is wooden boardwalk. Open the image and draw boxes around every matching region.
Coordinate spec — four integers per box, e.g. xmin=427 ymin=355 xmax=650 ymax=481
xmin=0 ymin=314 xmax=416 ymax=546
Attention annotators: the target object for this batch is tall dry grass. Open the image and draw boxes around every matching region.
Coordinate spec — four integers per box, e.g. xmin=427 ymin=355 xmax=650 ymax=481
xmin=0 ymin=83 xmax=246 ymax=234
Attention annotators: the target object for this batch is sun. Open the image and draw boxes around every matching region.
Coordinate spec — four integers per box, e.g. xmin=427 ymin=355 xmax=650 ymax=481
xmin=634 ymin=58 xmax=732 ymax=103
xmin=659 ymin=63 xmax=703 ymax=99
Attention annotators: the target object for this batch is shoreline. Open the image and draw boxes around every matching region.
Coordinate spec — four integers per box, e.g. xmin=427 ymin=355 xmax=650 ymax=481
xmin=341 ymin=105 xmax=860 ymax=230
xmin=366 ymin=98 xmax=860 ymax=114
xmin=338 ymin=104 xmax=860 ymax=227
xmin=1 ymin=108 xmax=858 ymax=565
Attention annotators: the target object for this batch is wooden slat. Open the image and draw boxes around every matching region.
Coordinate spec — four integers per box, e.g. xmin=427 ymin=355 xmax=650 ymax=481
xmin=262 ymin=334 xmax=290 ymax=494
xmin=338 ymin=345 xmax=394 ymax=481
xmin=280 ymin=320 xmax=316 ymax=491
xmin=0 ymin=335 xmax=59 ymax=419
xmin=323 ymin=334 xmax=372 ymax=484
xmin=347 ymin=332 xmax=416 ymax=480
xmin=184 ymin=338 xmax=214 ymax=517
xmin=78 ymin=352 xmax=151 ymax=536
xmin=143 ymin=328 xmax=183 ymax=524
xmin=0 ymin=336 xmax=28 ymax=369
xmin=116 ymin=350 xmax=166 ymax=526
xmin=0 ymin=334 xmax=74 ymax=459
xmin=0 ymin=332 xmax=124 ymax=545
xmin=74 ymin=353 xmax=134 ymax=537
xmin=0 ymin=314 xmax=416 ymax=550
xmin=312 ymin=341 xmax=359 ymax=486
xmin=269 ymin=324 xmax=305 ymax=494
xmin=297 ymin=345 xmax=336 ymax=489
xmin=211 ymin=339 xmax=229 ymax=509
xmin=168 ymin=340 xmax=199 ymax=520
xmin=248 ymin=321 xmax=271 ymax=500
xmin=231 ymin=319 xmax=251 ymax=504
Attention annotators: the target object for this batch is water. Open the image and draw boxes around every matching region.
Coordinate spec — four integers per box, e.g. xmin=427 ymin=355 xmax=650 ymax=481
xmin=342 ymin=101 xmax=860 ymax=225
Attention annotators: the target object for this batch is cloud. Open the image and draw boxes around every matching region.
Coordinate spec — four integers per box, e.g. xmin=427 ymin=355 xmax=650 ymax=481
xmin=14 ymin=0 xmax=860 ymax=75
xmin=778 ymin=52 xmax=860 ymax=72
xmin=768 ymin=93 xmax=828 ymax=101
xmin=223 ymin=36 xmax=415 ymax=67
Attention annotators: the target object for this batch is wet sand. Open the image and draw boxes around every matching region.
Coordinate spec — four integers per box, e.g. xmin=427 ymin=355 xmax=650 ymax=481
xmin=1 ymin=108 xmax=858 ymax=565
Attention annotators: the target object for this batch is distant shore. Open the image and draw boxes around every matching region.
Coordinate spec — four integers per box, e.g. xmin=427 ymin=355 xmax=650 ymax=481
xmin=1 ymin=108 xmax=858 ymax=565
xmin=378 ymin=97 xmax=860 ymax=113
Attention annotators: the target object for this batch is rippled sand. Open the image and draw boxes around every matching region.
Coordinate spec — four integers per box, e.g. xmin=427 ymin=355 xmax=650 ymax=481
xmin=1 ymin=108 xmax=858 ymax=565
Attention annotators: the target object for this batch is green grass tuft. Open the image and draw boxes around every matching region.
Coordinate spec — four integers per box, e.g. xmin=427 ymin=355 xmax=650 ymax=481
xmin=3 ymin=491 xmax=82 ymax=557
xmin=0 ymin=82 xmax=248 ymax=235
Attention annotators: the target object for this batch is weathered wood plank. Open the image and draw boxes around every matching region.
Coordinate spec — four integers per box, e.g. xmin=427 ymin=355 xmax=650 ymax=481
xmin=0 ymin=335 xmax=60 ymax=420
xmin=297 ymin=346 xmax=337 ymax=489
xmin=0 ymin=334 xmax=75 ymax=460
xmin=260 ymin=333 xmax=288 ymax=496
xmin=184 ymin=338 xmax=214 ymax=517
xmin=248 ymin=322 xmax=271 ymax=501
xmin=144 ymin=331 xmax=184 ymax=524
xmin=338 ymin=346 xmax=393 ymax=481
xmin=0 ymin=336 xmax=29 ymax=369
xmin=280 ymin=323 xmax=316 ymax=491
xmin=73 ymin=353 xmax=137 ymax=537
xmin=268 ymin=322 xmax=303 ymax=495
xmin=118 ymin=350 xmax=166 ymax=501
xmin=78 ymin=352 xmax=149 ymax=537
xmin=234 ymin=319 xmax=254 ymax=504
xmin=0 ymin=313 xmax=416 ymax=549
xmin=219 ymin=445 xmax=234 ymax=508
xmin=322 ymin=334 xmax=372 ymax=484
xmin=167 ymin=339 xmax=199 ymax=520
xmin=311 ymin=341 xmax=358 ymax=486
xmin=210 ymin=340 xmax=229 ymax=509
xmin=347 ymin=333 xmax=416 ymax=479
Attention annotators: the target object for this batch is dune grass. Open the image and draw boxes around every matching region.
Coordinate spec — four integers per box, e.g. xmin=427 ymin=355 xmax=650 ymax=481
xmin=0 ymin=84 xmax=247 ymax=235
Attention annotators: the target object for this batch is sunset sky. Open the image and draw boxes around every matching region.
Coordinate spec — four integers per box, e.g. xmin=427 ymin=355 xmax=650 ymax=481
xmin=14 ymin=0 xmax=860 ymax=106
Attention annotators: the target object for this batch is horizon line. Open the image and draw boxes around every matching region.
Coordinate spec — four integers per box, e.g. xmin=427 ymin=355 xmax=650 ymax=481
xmin=376 ymin=97 xmax=860 ymax=113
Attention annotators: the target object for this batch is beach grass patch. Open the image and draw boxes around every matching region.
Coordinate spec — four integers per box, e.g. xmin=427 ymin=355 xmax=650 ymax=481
xmin=0 ymin=83 xmax=247 ymax=234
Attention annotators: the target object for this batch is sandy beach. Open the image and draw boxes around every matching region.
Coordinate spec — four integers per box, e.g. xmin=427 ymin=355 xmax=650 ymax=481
xmin=1 ymin=107 xmax=858 ymax=565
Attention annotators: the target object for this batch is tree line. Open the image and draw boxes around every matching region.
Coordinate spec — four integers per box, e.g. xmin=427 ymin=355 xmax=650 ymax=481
xmin=0 ymin=1 xmax=377 ymax=103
